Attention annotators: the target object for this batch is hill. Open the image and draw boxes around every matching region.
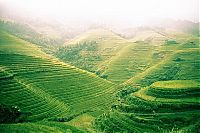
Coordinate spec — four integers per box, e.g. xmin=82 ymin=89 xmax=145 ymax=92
xmin=97 ymin=29 xmax=176 ymax=83
xmin=55 ymin=29 xmax=199 ymax=85
xmin=55 ymin=29 xmax=130 ymax=72
xmin=0 ymin=25 xmax=199 ymax=132
xmin=0 ymin=30 xmax=117 ymax=132
xmin=0 ymin=19 xmax=62 ymax=54
xmin=124 ymin=37 xmax=199 ymax=87
xmin=94 ymin=32 xmax=200 ymax=132
xmin=99 ymin=40 xmax=164 ymax=83
xmin=95 ymin=80 xmax=200 ymax=132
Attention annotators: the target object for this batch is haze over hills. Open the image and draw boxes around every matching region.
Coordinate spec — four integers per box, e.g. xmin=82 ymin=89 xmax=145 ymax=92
xmin=0 ymin=17 xmax=199 ymax=132
xmin=0 ymin=0 xmax=199 ymax=132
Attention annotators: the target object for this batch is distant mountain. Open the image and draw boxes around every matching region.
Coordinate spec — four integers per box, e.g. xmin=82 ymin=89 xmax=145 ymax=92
xmin=116 ymin=20 xmax=199 ymax=39
xmin=148 ymin=19 xmax=199 ymax=36
xmin=0 ymin=19 xmax=63 ymax=54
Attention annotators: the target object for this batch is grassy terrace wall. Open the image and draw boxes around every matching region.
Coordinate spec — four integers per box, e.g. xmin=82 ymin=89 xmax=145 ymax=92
xmin=95 ymin=80 xmax=200 ymax=132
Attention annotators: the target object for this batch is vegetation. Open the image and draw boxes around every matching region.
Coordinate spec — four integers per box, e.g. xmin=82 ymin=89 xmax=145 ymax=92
xmin=95 ymin=80 xmax=200 ymax=132
xmin=55 ymin=41 xmax=101 ymax=71
xmin=0 ymin=30 xmax=118 ymax=132
xmin=56 ymin=29 xmax=129 ymax=73
xmin=165 ymin=39 xmax=178 ymax=45
xmin=0 ymin=25 xmax=199 ymax=132
xmin=0 ymin=20 xmax=60 ymax=54
xmin=0 ymin=104 xmax=22 ymax=123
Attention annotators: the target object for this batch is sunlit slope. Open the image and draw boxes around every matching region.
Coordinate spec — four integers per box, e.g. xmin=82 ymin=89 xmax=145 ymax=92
xmin=58 ymin=29 xmax=173 ymax=84
xmin=135 ymin=80 xmax=200 ymax=103
xmin=96 ymin=30 xmax=178 ymax=84
xmin=0 ymin=31 xmax=47 ymax=57
xmin=99 ymin=41 xmax=165 ymax=83
xmin=0 ymin=30 xmax=117 ymax=122
xmin=65 ymin=29 xmax=126 ymax=48
xmin=123 ymin=34 xmax=199 ymax=87
xmin=56 ymin=29 xmax=129 ymax=71
xmin=124 ymin=49 xmax=199 ymax=88
xmin=130 ymin=29 xmax=170 ymax=43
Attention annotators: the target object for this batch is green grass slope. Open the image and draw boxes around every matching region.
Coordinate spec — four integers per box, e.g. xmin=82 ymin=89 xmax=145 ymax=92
xmin=55 ymin=29 xmax=130 ymax=72
xmin=124 ymin=35 xmax=199 ymax=88
xmin=94 ymin=33 xmax=200 ymax=132
xmin=99 ymin=41 xmax=164 ymax=83
xmin=0 ymin=31 xmax=47 ymax=57
xmin=56 ymin=29 xmax=173 ymax=84
xmin=98 ymin=30 xmax=199 ymax=85
xmin=98 ymin=29 xmax=173 ymax=84
xmin=0 ymin=19 xmax=62 ymax=53
xmin=95 ymin=80 xmax=200 ymax=132
xmin=0 ymin=30 xmax=117 ymax=132
xmin=0 ymin=121 xmax=86 ymax=133
xmin=135 ymin=80 xmax=200 ymax=103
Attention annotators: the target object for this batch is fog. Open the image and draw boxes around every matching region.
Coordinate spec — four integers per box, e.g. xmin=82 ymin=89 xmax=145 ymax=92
xmin=0 ymin=0 xmax=199 ymax=27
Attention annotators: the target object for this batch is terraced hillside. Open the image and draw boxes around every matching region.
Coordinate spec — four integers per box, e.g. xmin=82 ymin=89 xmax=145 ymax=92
xmin=94 ymin=33 xmax=200 ymax=132
xmin=124 ymin=40 xmax=200 ymax=88
xmin=0 ymin=121 xmax=86 ymax=133
xmin=55 ymin=29 xmax=130 ymax=72
xmin=57 ymin=29 xmax=194 ymax=84
xmin=0 ymin=20 xmax=61 ymax=54
xmin=99 ymin=41 xmax=164 ymax=83
xmin=95 ymin=80 xmax=200 ymax=132
xmin=97 ymin=29 xmax=176 ymax=83
xmin=99 ymin=30 xmax=199 ymax=84
xmin=0 ymin=25 xmax=199 ymax=132
xmin=0 ymin=30 xmax=118 ymax=132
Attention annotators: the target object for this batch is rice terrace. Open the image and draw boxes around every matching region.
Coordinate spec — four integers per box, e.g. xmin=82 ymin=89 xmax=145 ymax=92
xmin=0 ymin=0 xmax=199 ymax=132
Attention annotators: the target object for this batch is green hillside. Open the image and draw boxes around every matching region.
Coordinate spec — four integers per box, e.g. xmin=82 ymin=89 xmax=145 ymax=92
xmin=96 ymin=29 xmax=174 ymax=83
xmin=56 ymin=29 xmax=198 ymax=84
xmin=95 ymin=80 xmax=200 ymax=132
xmin=124 ymin=42 xmax=199 ymax=87
xmin=0 ymin=26 xmax=199 ymax=132
xmin=99 ymin=41 xmax=163 ymax=83
xmin=94 ymin=32 xmax=200 ymax=132
xmin=55 ymin=29 xmax=130 ymax=72
xmin=0 ymin=121 xmax=86 ymax=133
xmin=55 ymin=29 xmax=172 ymax=83
xmin=0 ymin=30 xmax=117 ymax=132
xmin=0 ymin=20 xmax=62 ymax=54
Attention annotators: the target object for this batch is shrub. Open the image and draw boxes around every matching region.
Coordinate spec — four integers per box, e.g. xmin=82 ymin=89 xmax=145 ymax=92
xmin=0 ymin=104 xmax=21 ymax=123
xmin=165 ymin=40 xmax=178 ymax=45
xmin=100 ymin=74 xmax=108 ymax=79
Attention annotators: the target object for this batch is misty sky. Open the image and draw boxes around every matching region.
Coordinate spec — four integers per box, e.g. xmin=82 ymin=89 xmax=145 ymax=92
xmin=0 ymin=0 xmax=199 ymax=26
